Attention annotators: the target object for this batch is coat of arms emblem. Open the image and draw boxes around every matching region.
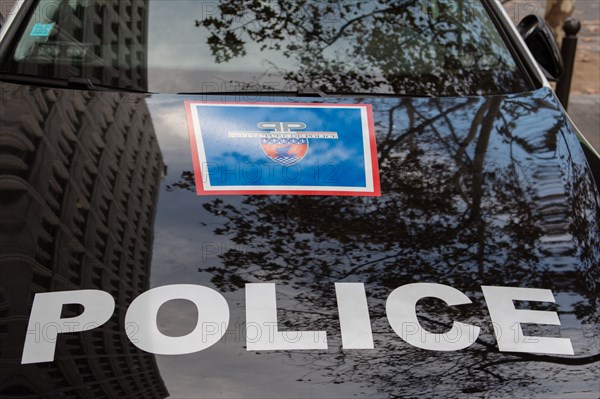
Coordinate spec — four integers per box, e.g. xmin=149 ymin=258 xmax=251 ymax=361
xmin=229 ymin=122 xmax=338 ymax=166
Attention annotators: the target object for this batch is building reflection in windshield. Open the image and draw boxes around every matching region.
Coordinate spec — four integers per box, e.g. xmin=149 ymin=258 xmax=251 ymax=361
xmin=10 ymin=0 xmax=148 ymax=92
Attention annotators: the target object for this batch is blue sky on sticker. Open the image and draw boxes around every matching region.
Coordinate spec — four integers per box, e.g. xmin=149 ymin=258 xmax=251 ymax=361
xmin=195 ymin=105 xmax=368 ymax=187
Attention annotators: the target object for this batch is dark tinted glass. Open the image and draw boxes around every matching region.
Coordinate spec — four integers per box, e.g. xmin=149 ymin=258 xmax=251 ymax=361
xmin=1 ymin=0 xmax=529 ymax=95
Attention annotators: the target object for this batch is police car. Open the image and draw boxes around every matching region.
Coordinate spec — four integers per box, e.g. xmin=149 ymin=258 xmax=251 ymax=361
xmin=0 ymin=0 xmax=598 ymax=398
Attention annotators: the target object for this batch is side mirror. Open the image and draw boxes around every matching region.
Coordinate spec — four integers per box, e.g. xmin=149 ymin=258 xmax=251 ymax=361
xmin=517 ymin=15 xmax=563 ymax=81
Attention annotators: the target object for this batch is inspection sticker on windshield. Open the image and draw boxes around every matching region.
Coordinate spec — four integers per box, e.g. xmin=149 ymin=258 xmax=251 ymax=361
xmin=185 ymin=102 xmax=380 ymax=196
xmin=30 ymin=23 xmax=55 ymax=37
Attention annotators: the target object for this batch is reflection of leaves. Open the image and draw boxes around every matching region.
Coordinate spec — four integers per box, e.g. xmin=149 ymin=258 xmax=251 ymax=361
xmin=195 ymin=0 xmax=529 ymax=96
xmin=206 ymin=30 xmax=247 ymax=63
xmin=165 ymin=170 xmax=195 ymax=192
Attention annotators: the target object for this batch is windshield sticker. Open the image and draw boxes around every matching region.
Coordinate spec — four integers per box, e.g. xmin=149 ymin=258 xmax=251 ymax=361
xmin=30 ymin=23 xmax=55 ymax=37
xmin=184 ymin=102 xmax=380 ymax=196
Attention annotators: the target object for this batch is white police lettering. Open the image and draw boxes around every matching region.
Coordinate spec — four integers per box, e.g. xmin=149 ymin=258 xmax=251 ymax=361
xmin=386 ymin=283 xmax=480 ymax=351
xmin=125 ymin=284 xmax=229 ymax=355
xmin=335 ymin=283 xmax=374 ymax=349
xmin=245 ymin=283 xmax=327 ymax=350
xmin=21 ymin=283 xmax=575 ymax=363
xmin=21 ymin=290 xmax=114 ymax=364
xmin=481 ymin=286 xmax=574 ymax=355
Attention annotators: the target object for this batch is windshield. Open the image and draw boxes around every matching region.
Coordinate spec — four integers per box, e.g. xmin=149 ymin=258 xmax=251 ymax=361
xmin=1 ymin=0 xmax=529 ymax=95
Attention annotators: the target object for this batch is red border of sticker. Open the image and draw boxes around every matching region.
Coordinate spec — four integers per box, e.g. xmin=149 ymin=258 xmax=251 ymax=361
xmin=185 ymin=101 xmax=381 ymax=197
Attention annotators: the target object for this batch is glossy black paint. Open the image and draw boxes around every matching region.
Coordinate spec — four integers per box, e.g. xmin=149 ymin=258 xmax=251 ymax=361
xmin=0 ymin=83 xmax=598 ymax=398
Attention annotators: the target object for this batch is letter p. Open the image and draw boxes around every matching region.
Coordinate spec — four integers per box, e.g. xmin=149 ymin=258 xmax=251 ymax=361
xmin=21 ymin=290 xmax=115 ymax=364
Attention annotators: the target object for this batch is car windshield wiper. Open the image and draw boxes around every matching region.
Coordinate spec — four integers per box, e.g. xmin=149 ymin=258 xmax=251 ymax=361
xmin=0 ymin=72 xmax=151 ymax=93
xmin=176 ymin=88 xmax=434 ymax=98
xmin=177 ymin=87 xmax=328 ymax=97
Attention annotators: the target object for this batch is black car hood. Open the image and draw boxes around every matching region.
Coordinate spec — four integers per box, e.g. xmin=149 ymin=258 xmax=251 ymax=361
xmin=0 ymin=84 xmax=598 ymax=398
